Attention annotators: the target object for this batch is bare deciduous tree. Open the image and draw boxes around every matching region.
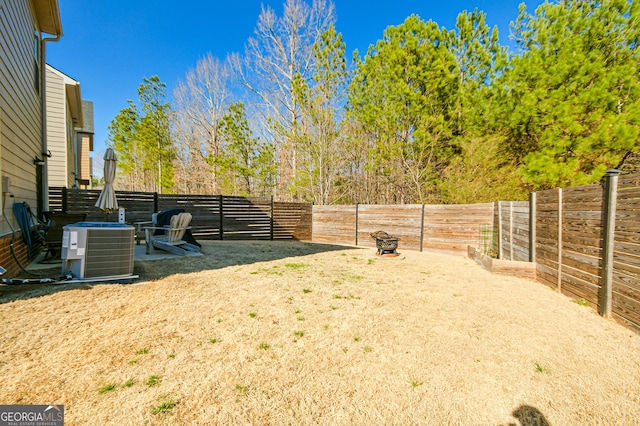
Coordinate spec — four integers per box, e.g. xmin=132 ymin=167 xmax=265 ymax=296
xmin=172 ymin=53 xmax=233 ymax=193
xmin=230 ymin=0 xmax=335 ymax=200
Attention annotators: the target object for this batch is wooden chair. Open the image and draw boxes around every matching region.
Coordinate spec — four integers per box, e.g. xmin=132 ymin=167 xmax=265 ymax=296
xmin=134 ymin=214 xmax=157 ymax=245
xmin=41 ymin=212 xmax=87 ymax=261
xmin=144 ymin=212 xmax=200 ymax=256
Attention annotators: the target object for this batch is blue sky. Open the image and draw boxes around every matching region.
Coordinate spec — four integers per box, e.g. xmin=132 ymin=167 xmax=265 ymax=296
xmin=47 ymin=0 xmax=545 ymax=165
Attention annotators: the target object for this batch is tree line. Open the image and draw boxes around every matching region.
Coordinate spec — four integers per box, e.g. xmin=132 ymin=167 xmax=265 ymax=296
xmin=107 ymin=0 xmax=640 ymax=204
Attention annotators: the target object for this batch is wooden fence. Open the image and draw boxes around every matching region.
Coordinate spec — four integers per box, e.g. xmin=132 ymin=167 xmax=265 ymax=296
xmin=534 ymin=185 xmax=605 ymax=306
xmin=613 ymin=174 xmax=640 ymax=330
xmin=495 ymin=171 xmax=640 ymax=333
xmin=312 ymin=178 xmax=640 ymax=333
xmin=313 ymin=203 xmax=494 ymax=255
xmin=48 ymin=188 xmax=312 ymax=241
xmin=494 ymin=201 xmax=531 ymax=262
xmin=48 ymin=180 xmax=640 ymax=333
xmin=536 ymin=174 xmax=640 ymax=330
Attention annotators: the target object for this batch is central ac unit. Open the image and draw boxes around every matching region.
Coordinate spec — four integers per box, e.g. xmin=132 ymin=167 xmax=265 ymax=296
xmin=61 ymin=222 xmax=135 ymax=279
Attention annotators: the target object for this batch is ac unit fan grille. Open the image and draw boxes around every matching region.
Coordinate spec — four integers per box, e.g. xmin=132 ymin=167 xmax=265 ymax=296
xmin=84 ymin=228 xmax=134 ymax=278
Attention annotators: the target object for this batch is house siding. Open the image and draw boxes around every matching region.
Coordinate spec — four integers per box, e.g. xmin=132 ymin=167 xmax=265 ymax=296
xmin=0 ymin=0 xmax=42 ymax=237
xmin=46 ymin=65 xmax=91 ymax=189
xmin=45 ymin=65 xmax=67 ymax=187
xmin=65 ymin=101 xmax=74 ymax=187
xmin=78 ymin=100 xmax=94 ymax=188
xmin=78 ymin=133 xmax=92 ymax=186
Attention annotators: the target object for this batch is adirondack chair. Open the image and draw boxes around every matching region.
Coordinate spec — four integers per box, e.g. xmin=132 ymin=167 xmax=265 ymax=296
xmin=143 ymin=212 xmax=200 ymax=256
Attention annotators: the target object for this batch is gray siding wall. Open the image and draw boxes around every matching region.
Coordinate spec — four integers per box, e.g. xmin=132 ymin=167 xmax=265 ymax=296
xmin=0 ymin=0 xmax=42 ymax=235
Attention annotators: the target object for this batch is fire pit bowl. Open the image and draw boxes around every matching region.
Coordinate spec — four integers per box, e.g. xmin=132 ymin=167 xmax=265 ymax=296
xmin=370 ymin=231 xmax=400 ymax=256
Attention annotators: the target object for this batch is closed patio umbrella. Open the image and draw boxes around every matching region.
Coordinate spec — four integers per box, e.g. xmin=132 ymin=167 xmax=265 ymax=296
xmin=95 ymin=148 xmax=119 ymax=213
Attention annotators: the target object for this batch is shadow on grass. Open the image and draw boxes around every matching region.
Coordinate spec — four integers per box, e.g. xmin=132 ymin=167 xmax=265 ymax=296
xmin=507 ymin=405 xmax=550 ymax=426
xmin=134 ymin=240 xmax=352 ymax=280
xmin=0 ymin=240 xmax=355 ymax=304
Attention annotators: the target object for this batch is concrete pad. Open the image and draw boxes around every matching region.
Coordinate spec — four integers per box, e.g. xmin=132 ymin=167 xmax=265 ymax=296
xmin=26 ymin=243 xmax=202 ymax=272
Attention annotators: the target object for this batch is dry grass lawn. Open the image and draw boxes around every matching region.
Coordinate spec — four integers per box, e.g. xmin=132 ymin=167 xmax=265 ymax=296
xmin=1 ymin=240 xmax=640 ymax=425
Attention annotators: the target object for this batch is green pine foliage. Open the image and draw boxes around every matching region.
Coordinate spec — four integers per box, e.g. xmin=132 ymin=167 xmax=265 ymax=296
xmin=292 ymin=24 xmax=350 ymax=204
xmin=107 ymin=0 xmax=639 ymax=202
xmin=215 ymin=101 xmax=277 ymax=196
xmin=107 ymin=76 xmax=175 ymax=192
xmin=501 ymin=0 xmax=640 ymax=189
xmin=348 ymin=15 xmax=459 ymax=203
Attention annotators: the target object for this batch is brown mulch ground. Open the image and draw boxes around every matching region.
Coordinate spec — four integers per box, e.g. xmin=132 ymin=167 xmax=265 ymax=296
xmin=1 ymin=240 xmax=639 ymax=425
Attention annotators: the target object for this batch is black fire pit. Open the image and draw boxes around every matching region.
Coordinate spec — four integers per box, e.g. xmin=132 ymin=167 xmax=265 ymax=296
xmin=370 ymin=231 xmax=400 ymax=256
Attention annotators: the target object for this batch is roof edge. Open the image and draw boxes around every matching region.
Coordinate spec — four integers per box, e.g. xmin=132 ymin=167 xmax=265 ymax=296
xmin=33 ymin=0 xmax=63 ymax=36
xmin=66 ymin=82 xmax=84 ymax=129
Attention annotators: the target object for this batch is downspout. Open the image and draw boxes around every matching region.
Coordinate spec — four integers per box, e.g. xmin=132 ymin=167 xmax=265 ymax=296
xmin=72 ymin=127 xmax=79 ymax=188
xmin=38 ymin=33 xmax=61 ymax=218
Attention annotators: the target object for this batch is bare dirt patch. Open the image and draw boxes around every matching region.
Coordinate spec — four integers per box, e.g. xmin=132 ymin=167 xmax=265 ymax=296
xmin=1 ymin=240 xmax=639 ymax=425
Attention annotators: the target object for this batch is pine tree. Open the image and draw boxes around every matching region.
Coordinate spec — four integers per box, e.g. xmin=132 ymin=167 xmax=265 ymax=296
xmin=107 ymin=76 xmax=175 ymax=192
xmin=501 ymin=0 xmax=640 ymax=189
xmin=348 ymin=15 xmax=458 ymax=203
xmin=292 ymin=23 xmax=350 ymax=204
xmin=216 ymin=102 xmax=276 ymax=196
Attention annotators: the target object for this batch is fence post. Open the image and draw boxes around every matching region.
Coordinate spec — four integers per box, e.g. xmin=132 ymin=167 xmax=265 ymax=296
xmin=420 ymin=204 xmax=425 ymax=252
xmin=497 ymin=201 xmax=503 ymax=259
xmin=153 ymin=192 xmax=158 ymax=213
xmin=219 ymin=196 xmax=224 ymax=241
xmin=600 ymin=169 xmax=621 ymax=318
xmin=355 ymin=203 xmax=359 ymax=246
xmin=509 ymin=201 xmax=514 ymax=261
xmin=270 ymin=196 xmax=274 ymax=241
xmin=529 ymin=192 xmax=536 ymax=263
xmin=62 ymin=187 xmax=68 ymax=212
xmin=557 ymin=188 xmax=563 ymax=293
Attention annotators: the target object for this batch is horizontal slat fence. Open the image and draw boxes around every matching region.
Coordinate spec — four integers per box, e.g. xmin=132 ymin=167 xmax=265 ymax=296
xmin=423 ymin=203 xmax=494 ymax=253
xmin=533 ymin=174 xmax=640 ymax=333
xmin=495 ymin=201 xmax=530 ymax=262
xmin=221 ymin=196 xmax=272 ymax=240
xmin=613 ymin=175 xmax=640 ymax=329
xmin=156 ymin=193 xmax=221 ymax=239
xmin=535 ymin=185 xmax=606 ymax=308
xmin=312 ymin=205 xmax=357 ymax=246
xmin=561 ymin=185 xmax=604 ymax=307
xmin=358 ymin=204 xmax=424 ymax=251
xmin=535 ymin=189 xmax=561 ymax=290
xmin=312 ymin=203 xmax=494 ymax=255
xmin=48 ymin=188 xmax=311 ymax=242
xmin=61 ymin=188 xmax=157 ymax=225
xmin=273 ymin=202 xmax=313 ymax=241
xmin=48 ymin=187 xmax=65 ymax=212
xmin=49 ymin=173 xmax=640 ymax=333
